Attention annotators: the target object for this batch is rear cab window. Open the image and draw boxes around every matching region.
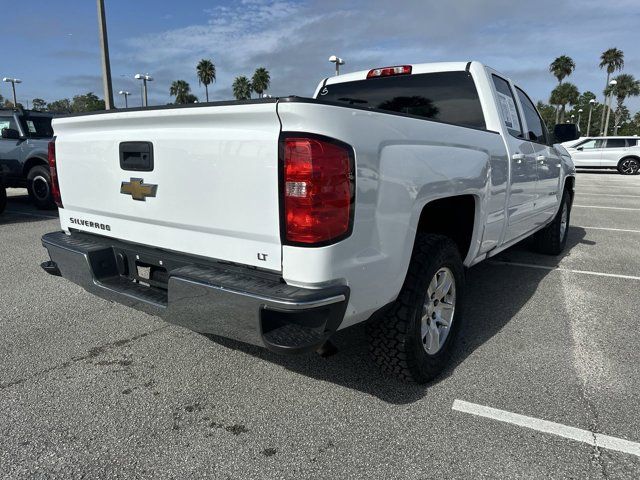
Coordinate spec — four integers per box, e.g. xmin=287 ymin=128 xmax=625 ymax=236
xmin=318 ymin=71 xmax=486 ymax=129
xmin=491 ymin=75 xmax=523 ymax=138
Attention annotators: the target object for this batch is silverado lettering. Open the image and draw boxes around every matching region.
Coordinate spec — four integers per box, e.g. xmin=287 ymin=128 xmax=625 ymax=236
xmin=69 ymin=218 xmax=111 ymax=231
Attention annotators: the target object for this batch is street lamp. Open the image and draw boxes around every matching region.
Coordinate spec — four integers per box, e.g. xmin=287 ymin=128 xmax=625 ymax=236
xmin=603 ymin=79 xmax=617 ymax=136
xmin=577 ymin=109 xmax=583 ymax=130
xmin=329 ymin=55 xmax=345 ymax=76
xmin=134 ymin=73 xmax=153 ymax=107
xmin=586 ymin=99 xmax=596 ymax=136
xmin=118 ymin=90 xmax=131 ymax=108
xmin=2 ymin=77 xmax=22 ymax=106
xmin=570 ymin=114 xmax=575 ymax=125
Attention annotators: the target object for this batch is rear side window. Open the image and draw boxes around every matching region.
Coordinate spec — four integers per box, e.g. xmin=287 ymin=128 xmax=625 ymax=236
xmin=319 ymin=71 xmax=486 ymax=129
xmin=605 ymin=138 xmax=626 ymax=148
xmin=515 ymin=87 xmax=547 ymax=144
xmin=491 ymin=75 xmax=522 ymax=138
xmin=626 ymin=139 xmax=637 ymax=147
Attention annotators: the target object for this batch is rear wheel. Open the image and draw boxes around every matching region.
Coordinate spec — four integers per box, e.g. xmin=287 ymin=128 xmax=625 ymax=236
xmin=367 ymin=234 xmax=465 ymax=384
xmin=532 ymin=189 xmax=571 ymax=255
xmin=617 ymin=157 xmax=640 ymax=175
xmin=27 ymin=165 xmax=54 ymax=209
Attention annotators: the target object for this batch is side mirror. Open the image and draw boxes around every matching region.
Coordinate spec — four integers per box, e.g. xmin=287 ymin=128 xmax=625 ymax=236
xmin=576 ymin=146 xmax=584 ymax=151
xmin=553 ymin=123 xmax=580 ymax=143
xmin=1 ymin=128 xmax=21 ymax=140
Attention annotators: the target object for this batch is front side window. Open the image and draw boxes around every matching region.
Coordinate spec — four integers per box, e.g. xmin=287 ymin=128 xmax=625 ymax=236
xmin=491 ymin=75 xmax=522 ymax=138
xmin=576 ymin=139 xmax=604 ymax=149
xmin=605 ymin=138 xmax=626 ymax=148
xmin=515 ymin=87 xmax=546 ymax=144
xmin=319 ymin=71 xmax=486 ymax=129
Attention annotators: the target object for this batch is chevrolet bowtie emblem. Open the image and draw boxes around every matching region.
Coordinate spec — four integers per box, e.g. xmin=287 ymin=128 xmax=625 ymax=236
xmin=120 ymin=178 xmax=158 ymax=201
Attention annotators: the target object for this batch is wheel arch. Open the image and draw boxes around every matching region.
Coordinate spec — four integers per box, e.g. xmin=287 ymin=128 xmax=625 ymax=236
xmin=23 ymin=156 xmax=49 ymax=178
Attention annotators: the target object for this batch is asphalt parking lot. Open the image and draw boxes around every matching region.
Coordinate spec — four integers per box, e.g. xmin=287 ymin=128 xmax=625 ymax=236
xmin=1 ymin=172 xmax=639 ymax=479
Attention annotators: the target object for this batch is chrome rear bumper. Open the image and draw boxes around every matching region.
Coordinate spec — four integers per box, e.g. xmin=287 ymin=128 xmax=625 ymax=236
xmin=41 ymin=231 xmax=348 ymax=353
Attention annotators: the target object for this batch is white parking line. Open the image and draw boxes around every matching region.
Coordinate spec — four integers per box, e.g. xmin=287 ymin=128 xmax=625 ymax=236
xmin=577 ymin=226 xmax=640 ymax=234
xmin=490 ymin=260 xmax=640 ymax=281
xmin=573 ymin=205 xmax=640 ymax=211
xmin=5 ymin=210 xmax=58 ymax=219
xmin=452 ymin=400 xmax=640 ymax=458
xmin=577 ymin=193 xmax=640 ymax=198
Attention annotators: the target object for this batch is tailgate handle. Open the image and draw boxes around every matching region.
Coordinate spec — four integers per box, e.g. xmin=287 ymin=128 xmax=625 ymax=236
xmin=119 ymin=142 xmax=154 ymax=172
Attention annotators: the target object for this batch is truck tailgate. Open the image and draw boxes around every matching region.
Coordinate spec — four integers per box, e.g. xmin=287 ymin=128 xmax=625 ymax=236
xmin=53 ymin=102 xmax=282 ymax=271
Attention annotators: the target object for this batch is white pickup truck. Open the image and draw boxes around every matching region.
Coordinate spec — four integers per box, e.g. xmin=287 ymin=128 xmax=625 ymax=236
xmin=41 ymin=62 xmax=579 ymax=383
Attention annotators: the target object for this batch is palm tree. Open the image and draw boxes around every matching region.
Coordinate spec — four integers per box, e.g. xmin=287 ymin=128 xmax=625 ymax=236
xmin=251 ymin=67 xmax=271 ymax=98
xmin=232 ymin=76 xmax=252 ymax=100
xmin=549 ymin=55 xmax=576 ymax=85
xmin=550 ymin=82 xmax=579 ymax=123
xmin=598 ymin=48 xmax=624 ymax=132
xmin=196 ymin=59 xmax=216 ymax=102
xmin=549 ymin=56 xmax=575 ymax=122
xmin=169 ymin=80 xmax=194 ymax=104
xmin=609 ymin=74 xmax=640 ymax=134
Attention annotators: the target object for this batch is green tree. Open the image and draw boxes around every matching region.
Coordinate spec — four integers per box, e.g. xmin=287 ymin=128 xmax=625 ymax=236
xmin=608 ymin=74 xmax=640 ymax=135
xmin=549 ymin=83 xmax=579 ymax=123
xmin=47 ymin=98 xmax=72 ymax=114
xmin=251 ymin=67 xmax=271 ymax=98
xmin=170 ymin=80 xmax=194 ymax=104
xmin=196 ymin=59 xmax=216 ymax=102
xmin=232 ymin=76 xmax=252 ymax=100
xmin=71 ymin=92 xmax=105 ymax=112
xmin=617 ymin=111 xmax=640 ymax=136
xmin=32 ymin=98 xmax=47 ymax=111
xmin=598 ymin=47 xmax=624 ymax=132
xmin=549 ymin=55 xmax=576 ymax=123
xmin=549 ymin=55 xmax=576 ymax=85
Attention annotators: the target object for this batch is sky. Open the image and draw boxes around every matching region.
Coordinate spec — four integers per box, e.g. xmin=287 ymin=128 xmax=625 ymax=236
xmin=3 ymin=0 xmax=640 ymax=112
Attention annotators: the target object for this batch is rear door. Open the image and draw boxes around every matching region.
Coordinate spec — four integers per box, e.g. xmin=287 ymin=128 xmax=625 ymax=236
xmin=514 ymin=86 xmax=561 ymax=223
xmin=490 ymin=74 xmax=538 ymax=243
xmin=601 ymin=138 xmax=627 ymax=167
xmin=54 ymin=102 xmax=283 ymax=271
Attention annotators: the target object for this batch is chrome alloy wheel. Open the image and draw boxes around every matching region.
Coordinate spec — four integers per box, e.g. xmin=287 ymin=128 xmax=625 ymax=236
xmin=620 ymin=158 xmax=639 ymax=175
xmin=421 ymin=267 xmax=456 ymax=355
xmin=559 ymin=200 xmax=568 ymax=241
xmin=32 ymin=175 xmax=50 ymax=201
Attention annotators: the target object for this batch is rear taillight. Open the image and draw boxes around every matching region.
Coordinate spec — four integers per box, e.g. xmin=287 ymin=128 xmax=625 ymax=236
xmin=283 ymin=135 xmax=354 ymax=245
xmin=366 ymin=65 xmax=412 ymax=79
xmin=48 ymin=139 xmax=63 ymax=208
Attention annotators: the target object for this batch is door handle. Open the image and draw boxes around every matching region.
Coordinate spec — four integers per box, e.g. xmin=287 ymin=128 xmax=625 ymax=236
xmin=512 ymin=153 xmax=525 ymax=163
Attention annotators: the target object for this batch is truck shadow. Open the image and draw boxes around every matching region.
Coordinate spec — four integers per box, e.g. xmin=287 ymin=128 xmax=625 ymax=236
xmin=0 ymin=191 xmax=58 ymax=225
xmin=203 ymin=226 xmax=589 ymax=404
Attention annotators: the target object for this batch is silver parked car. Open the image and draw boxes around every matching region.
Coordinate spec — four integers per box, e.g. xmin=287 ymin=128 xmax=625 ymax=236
xmin=566 ymin=136 xmax=640 ymax=175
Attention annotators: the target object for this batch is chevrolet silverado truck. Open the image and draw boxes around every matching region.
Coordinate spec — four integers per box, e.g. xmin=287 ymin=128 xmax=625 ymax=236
xmin=40 ymin=62 xmax=579 ymax=383
xmin=0 ymin=108 xmax=55 ymax=208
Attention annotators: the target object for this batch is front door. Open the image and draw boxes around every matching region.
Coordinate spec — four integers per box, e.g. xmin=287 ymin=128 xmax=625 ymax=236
xmin=0 ymin=114 xmax=23 ymax=182
xmin=571 ymin=138 xmax=604 ymax=167
xmin=490 ymin=74 xmax=538 ymax=243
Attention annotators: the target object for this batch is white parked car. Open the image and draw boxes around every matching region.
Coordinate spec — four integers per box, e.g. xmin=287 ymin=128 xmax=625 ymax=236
xmin=566 ymin=136 xmax=640 ymax=175
xmin=40 ymin=61 xmax=578 ymax=383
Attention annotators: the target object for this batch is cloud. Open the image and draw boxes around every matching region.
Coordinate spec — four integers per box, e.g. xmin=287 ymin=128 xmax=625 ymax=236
xmin=112 ymin=0 xmax=640 ymax=111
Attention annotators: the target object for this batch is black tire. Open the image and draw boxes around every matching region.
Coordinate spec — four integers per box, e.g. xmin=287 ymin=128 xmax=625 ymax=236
xmin=367 ymin=234 xmax=465 ymax=384
xmin=0 ymin=186 xmax=6 ymax=214
xmin=532 ymin=189 xmax=571 ymax=255
xmin=617 ymin=157 xmax=640 ymax=175
xmin=27 ymin=165 xmax=54 ymax=209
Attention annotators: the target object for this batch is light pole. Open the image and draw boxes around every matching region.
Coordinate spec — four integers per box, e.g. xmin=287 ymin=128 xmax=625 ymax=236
xmin=603 ymin=79 xmax=617 ymax=136
xmin=577 ymin=109 xmax=583 ymax=130
xmin=118 ymin=90 xmax=131 ymax=108
xmin=135 ymin=74 xmax=153 ymax=107
xmin=2 ymin=77 xmax=22 ymax=106
xmin=96 ymin=0 xmax=114 ymax=110
xmin=570 ymin=114 xmax=575 ymax=125
xmin=329 ymin=55 xmax=345 ymax=76
xmin=586 ymin=99 xmax=596 ymax=136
